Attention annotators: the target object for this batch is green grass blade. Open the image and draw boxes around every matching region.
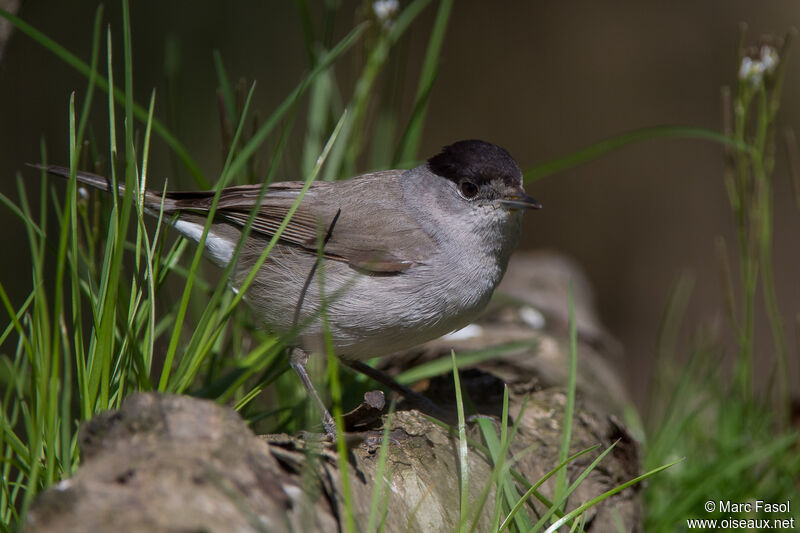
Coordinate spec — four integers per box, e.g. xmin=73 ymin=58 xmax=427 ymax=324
xmin=221 ymin=111 xmax=347 ymax=331
xmin=491 ymin=394 xmax=532 ymax=531
xmin=309 ymin=117 xmax=354 ymax=529
xmin=0 ymin=191 xmax=44 ymax=238
xmin=0 ymin=285 xmax=35 ymax=367
xmin=545 ymin=458 xmax=683 ymax=533
xmin=157 ymin=81 xmax=259 ymax=391
xmin=470 ymin=387 xmax=531 ymax=533
xmin=452 ymin=350 xmax=469 ymax=533
xmin=395 ymin=339 xmax=538 ymax=385
xmin=0 ymin=291 xmax=33 ymax=349
xmin=394 ymin=0 xmax=453 ymax=165
xmin=656 ymin=433 xmax=795 ymax=526
xmin=70 ymin=2 xmax=102 ymax=409
xmin=106 ymin=25 xmax=119 ymax=216
xmin=425 ymin=410 xmax=572 ymax=523
xmin=323 ymin=276 xmax=355 ymax=533
xmin=128 ymin=88 xmax=159 ymax=381
xmin=365 ymin=404 xmax=395 ymax=533
xmin=554 ymin=284 xmax=578 ymax=507
xmin=167 ymin=99 xmax=346 ymax=394
xmin=470 ymin=392 xmax=507 ymax=533
xmin=497 ymin=445 xmax=599 ymax=532
xmin=293 ymin=0 xmax=316 ymax=63
xmin=533 ymin=441 xmax=618 ymax=532
xmin=213 ymin=50 xmax=236 ymax=128
xmin=74 ymin=5 xmax=103 ymax=156
xmin=525 ymin=126 xmax=755 ymax=183
xmin=302 ymin=67 xmax=336 ymax=178
xmin=122 ymin=0 xmax=134 ymax=182
xmin=169 ymin=91 xmax=296 ymax=393
xmin=169 ymin=86 xmax=298 ymax=394
xmin=323 ymin=0 xmax=433 ymax=180
xmin=227 ymin=22 xmax=365 ymax=184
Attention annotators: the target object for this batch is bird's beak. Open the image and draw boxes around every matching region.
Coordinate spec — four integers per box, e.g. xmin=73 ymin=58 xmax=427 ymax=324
xmin=496 ymin=187 xmax=542 ymax=210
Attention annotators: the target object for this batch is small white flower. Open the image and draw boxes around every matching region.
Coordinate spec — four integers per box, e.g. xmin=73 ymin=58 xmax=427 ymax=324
xmin=373 ymin=0 xmax=399 ymax=27
xmin=738 ymin=56 xmax=755 ymax=81
xmin=738 ymin=45 xmax=779 ymax=86
xmin=759 ymin=45 xmax=779 ymax=75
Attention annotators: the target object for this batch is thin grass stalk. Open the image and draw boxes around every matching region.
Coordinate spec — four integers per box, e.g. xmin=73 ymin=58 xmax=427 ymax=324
xmin=115 ymin=89 xmax=158 ymax=401
xmin=297 ymin=3 xmax=339 ymax=180
xmin=168 ymin=102 xmax=280 ymax=394
xmin=395 ymin=339 xmax=537 ymax=385
xmin=497 ymin=446 xmax=599 ymax=533
xmin=726 ymin=32 xmax=793 ymax=407
xmin=755 ymin=35 xmax=793 ymax=414
xmin=0 ymin=186 xmax=41 ymax=518
xmin=491 ymin=395 xmax=534 ymax=532
xmin=425 ymin=412 xmax=565 ymax=521
xmin=323 ymin=0 xmax=432 ymax=181
xmin=394 ymin=0 xmax=452 ymax=165
xmin=469 ymin=390 xmax=508 ymax=533
xmin=451 ymin=351 xmax=469 ymax=533
xmin=162 ymin=25 xmax=365 ymax=390
xmin=525 ymin=125 xmax=753 ymax=184
xmin=469 ymin=388 xmax=529 ymax=533
xmin=554 ymin=284 xmax=578 ymax=508
xmin=365 ymin=405 xmax=395 ymax=533
xmin=731 ymin=78 xmax=757 ymax=397
xmin=533 ymin=442 xmax=618 ymax=532
xmin=320 ymin=254 xmax=356 ymax=533
xmin=487 ymin=399 xmax=534 ymax=532
xmin=213 ymin=50 xmax=237 ymax=132
xmin=59 ymin=6 xmax=102 ymax=476
xmin=139 ymin=90 xmax=159 ymax=378
xmin=545 ymin=458 xmax=683 ymax=533
xmin=173 ymin=109 xmax=346 ymax=397
xmin=157 ymin=81 xmax=258 ymax=391
xmin=228 ymin=23 xmax=365 ymax=184
xmin=170 ymin=83 xmax=288 ymax=393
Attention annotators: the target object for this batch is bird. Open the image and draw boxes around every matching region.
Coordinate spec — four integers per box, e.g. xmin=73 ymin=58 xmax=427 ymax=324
xmin=34 ymin=139 xmax=541 ymax=436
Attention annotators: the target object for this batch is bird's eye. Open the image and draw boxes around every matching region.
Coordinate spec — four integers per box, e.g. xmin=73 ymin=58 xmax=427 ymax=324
xmin=459 ymin=179 xmax=479 ymax=199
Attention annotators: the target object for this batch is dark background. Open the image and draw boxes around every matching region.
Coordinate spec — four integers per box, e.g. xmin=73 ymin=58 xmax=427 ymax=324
xmin=1 ymin=1 xmax=798 ymax=406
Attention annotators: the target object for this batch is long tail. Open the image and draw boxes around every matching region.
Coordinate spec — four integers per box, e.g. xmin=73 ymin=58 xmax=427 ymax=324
xmin=28 ymin=164 xmax=178 ymax=213
xmin=30 ymin=164 xmax=239 ymax=267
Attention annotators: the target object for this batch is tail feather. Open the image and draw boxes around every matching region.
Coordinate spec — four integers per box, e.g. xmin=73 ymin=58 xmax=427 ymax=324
xmin=27 ymin=164 xmax=176 ymax=212
xmin=29 ymin=164 xmax=241 ymax=267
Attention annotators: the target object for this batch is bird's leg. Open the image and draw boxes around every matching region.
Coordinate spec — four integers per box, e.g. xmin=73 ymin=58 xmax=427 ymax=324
xmin=343 ymin=360 xmax=450 ymax=422
xmin=289 ymin=347 xmax=337 ymax=438
xmin=288 ymin=210 xmax=343 ymax=440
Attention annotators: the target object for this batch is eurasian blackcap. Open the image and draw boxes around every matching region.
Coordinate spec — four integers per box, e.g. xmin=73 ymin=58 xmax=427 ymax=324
xmin=36 ymin=139 xmax=541 ymax=435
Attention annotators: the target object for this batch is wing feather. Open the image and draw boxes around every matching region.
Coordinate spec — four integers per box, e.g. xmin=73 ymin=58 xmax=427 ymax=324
xmin=168 ymin=171 xmax=435 ymax=273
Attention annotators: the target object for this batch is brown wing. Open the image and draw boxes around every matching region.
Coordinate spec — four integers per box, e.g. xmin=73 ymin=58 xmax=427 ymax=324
xmin=167 ymin=171 xmax=435 ymax=273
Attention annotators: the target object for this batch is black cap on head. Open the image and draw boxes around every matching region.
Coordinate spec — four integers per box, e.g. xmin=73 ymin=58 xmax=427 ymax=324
xmin=427 ymin=140 xmax=522 ymax=187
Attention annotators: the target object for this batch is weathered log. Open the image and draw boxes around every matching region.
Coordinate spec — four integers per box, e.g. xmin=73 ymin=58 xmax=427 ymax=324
xmin=25 ymin=252 xmax=642 ymax=532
